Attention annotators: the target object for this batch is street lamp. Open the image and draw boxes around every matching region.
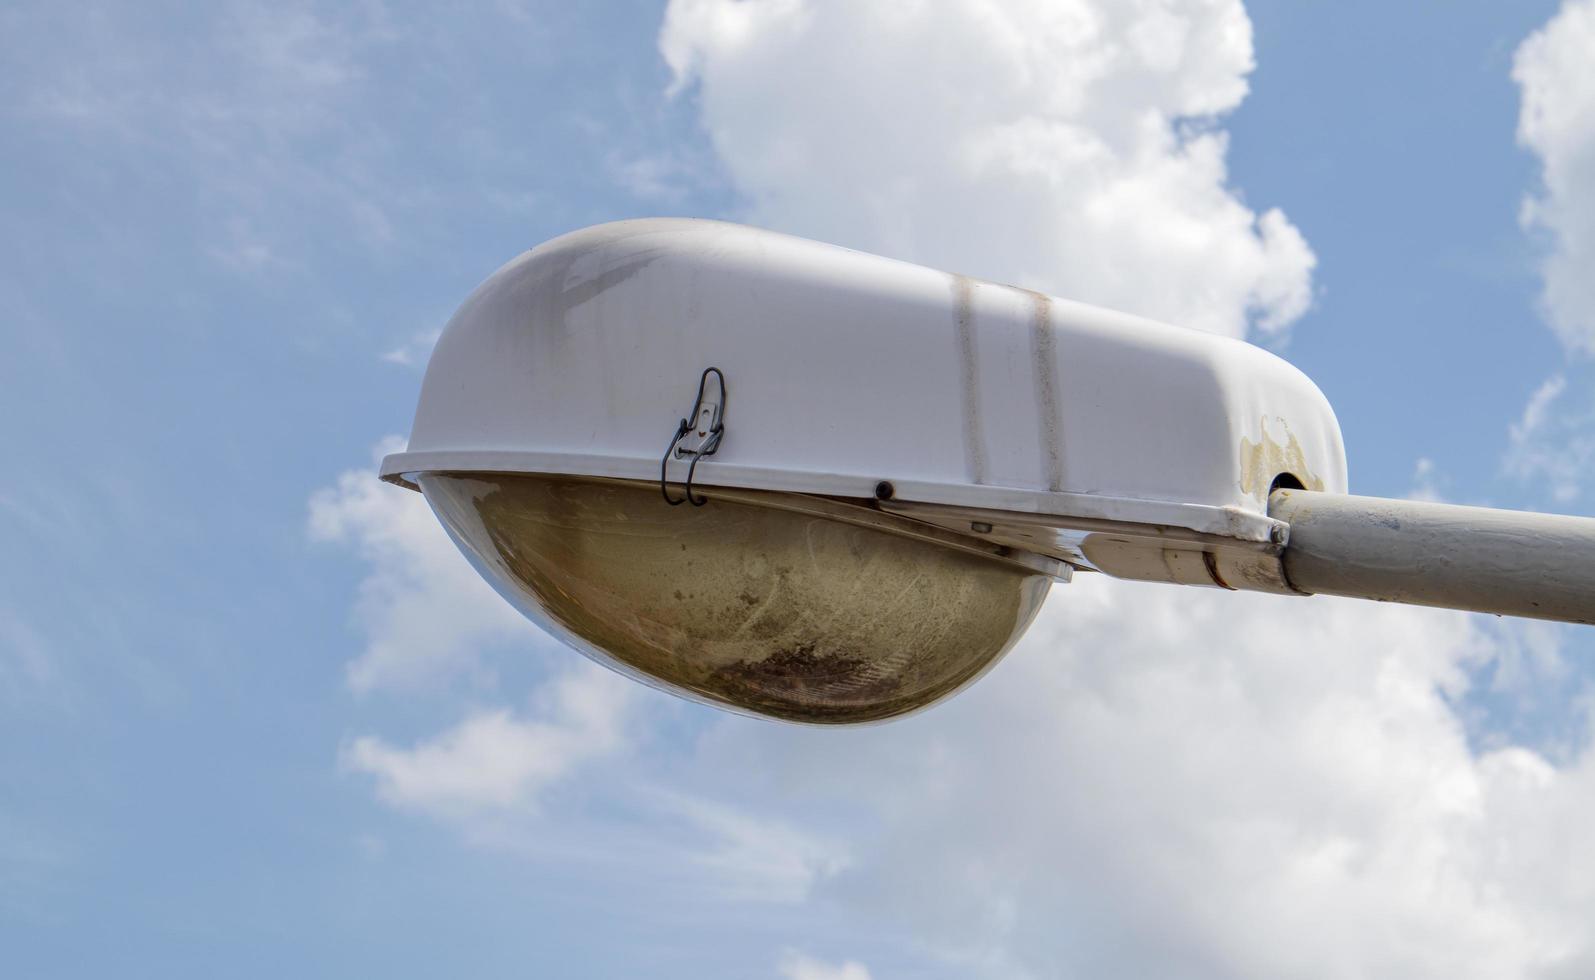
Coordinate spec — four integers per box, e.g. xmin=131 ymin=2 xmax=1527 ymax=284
xmin=381 ymin=219 xmax=1595 ymax=724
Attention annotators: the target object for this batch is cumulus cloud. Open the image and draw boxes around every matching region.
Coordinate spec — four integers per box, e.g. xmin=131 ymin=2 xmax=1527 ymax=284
xmin=344 ymin=662 xmax=633 ymax=819
xmin=1516 ymin=0 xmax=1595 ymax=352
xmin=660 ymin=0 xmax=1315 ymax=338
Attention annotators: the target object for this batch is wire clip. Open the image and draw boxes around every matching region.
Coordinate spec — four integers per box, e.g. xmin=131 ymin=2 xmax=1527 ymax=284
xmin=661 ymin=367 xmax=727 ymax=506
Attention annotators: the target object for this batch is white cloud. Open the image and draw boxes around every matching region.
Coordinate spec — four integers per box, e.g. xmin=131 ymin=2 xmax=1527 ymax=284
xmin=648 ymin=791 xmax=851 ymax=904
xmin=1516 ymin=375 xmax=1569 ymax=443
xmin=1479 ymin=618 xmax=1573 ymax=732
xmin=1504 ymin=372 xmax=1595 ymax=503
xmin=605 ymin=146 xmax=722 ymax=205
xmin=1516 ymin=0 xmax=1595 ymax=351
xmin=660 ymin=0 xmax=1315 ymax=338
xmin=344 ymin=662 xmax=633 ymax=819
xmin=777 ymin=951 xmax=872 ymax=980
xmin=1505 ymin=374 xmax=1572 ymax=498
xmin=307 ymin=438 xmax=536 ymax=692
xmin=1409 ymin=456 xmax=1446 ymax=503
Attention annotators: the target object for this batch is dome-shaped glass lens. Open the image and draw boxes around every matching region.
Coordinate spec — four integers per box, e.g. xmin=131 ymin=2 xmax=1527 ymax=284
xmin=418 ymin=473 xmax=1050 ymax=724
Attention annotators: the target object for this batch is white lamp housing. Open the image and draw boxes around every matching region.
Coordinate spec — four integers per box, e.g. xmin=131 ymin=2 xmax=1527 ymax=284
xmin=382 ymin=219 xmax=1349 ymax=723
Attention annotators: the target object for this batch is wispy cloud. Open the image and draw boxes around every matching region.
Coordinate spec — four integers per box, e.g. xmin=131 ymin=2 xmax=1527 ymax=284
xmin=1503 ymin=372 xmax=1595 ymax=503
xmin=380 ymin=328 xmax=442 ymax=367
xmin=0 ymin=607 xmax=60 ymax=706
xmin=10 ymin=2 xmax=400 ymax=267
xmin=644 ymin=790 xmax=851 ymax=904
xmin=1409 ymin=457 xmax=1448 ymax=503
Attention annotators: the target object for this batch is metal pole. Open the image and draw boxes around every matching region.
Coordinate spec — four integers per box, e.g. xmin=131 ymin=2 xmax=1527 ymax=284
xmin=1269 ymin=489 xmax=1595 ymax=625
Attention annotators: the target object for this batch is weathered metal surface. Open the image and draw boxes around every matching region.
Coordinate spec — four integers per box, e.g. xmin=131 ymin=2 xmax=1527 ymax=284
xmin=1207 ymin=544 xmax=1301 ymax=595
xmin=876 ymin=495 xmax=1302 ymax=594
xmin=697 ymin=484 xmax=1068 ymax=580
xmin=382 ymin=219 xmax=1348 ymax=540
xmin=1239 ymin=420 xmax=1325 ymax=504
xmin=1270 ymin=489 xmax=1595 ymax=624
xmin=419 ymin=473 xmax=1053 ymax=724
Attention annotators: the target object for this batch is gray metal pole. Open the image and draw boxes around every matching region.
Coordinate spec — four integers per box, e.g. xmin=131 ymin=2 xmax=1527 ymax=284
xmin=1269 ymin=489 xmax=1595 ymax=625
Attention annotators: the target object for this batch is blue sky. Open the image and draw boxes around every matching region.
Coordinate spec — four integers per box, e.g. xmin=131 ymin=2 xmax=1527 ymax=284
xmin=6 ymin=1 xmax=1595 ymax=977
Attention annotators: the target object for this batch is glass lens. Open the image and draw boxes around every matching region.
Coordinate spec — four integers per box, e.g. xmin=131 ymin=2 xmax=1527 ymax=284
xmin=419 ymin=473 xmax=1050 ymax=724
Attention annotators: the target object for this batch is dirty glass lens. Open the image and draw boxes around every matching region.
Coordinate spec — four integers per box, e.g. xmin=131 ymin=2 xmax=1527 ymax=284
xmin=418 ymin=473 xmax=1050 ymax=724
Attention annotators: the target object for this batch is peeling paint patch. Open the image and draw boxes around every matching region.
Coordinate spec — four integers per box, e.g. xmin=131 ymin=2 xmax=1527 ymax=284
xmin=1239 ymin=417 xmax=1323 ymax=505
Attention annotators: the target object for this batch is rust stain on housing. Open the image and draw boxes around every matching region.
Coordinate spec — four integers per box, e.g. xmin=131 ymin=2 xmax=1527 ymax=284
xmin=951 ymin=275 xmax=986 ymax=485
xmin=1239 ymin=418 xmax=1323 ymax=504
xmin=1027 ymin=289 xmax=1066 ymax=492
xmin=1201 ymin=550 xmax=1236 ymax=590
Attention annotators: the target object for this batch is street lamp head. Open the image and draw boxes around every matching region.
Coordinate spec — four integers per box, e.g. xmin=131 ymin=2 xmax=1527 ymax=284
xmin=382 ymin=219 xmax=1348 ymax=723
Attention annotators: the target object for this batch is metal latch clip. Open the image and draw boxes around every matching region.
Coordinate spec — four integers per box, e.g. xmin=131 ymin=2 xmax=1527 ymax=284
xmin=661 ymin=367 xmax=727 ymax=506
